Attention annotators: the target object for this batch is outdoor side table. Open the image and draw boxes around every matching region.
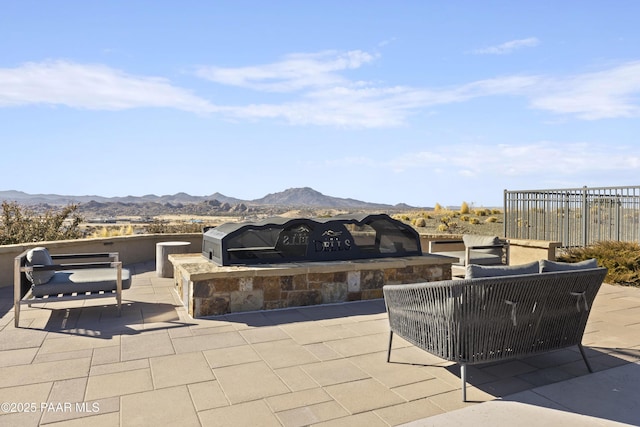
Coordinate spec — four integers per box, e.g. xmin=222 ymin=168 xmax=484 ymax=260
xmin=156 ymin=241 xmax=191 ymax=278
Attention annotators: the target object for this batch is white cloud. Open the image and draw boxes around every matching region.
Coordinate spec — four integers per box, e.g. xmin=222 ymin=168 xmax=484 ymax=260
xmin=0 ymin=60 xmax=216 ymax=113
xmin=206 ymin=55 xmax=640 ymax=125
xmin=472 ymin=37 xmax=540 ymax=55
xmin=223 ymin=85 xmax=420 ymax=127
xmin=195 ymin=50 xmax=378 ymax=92
xmin=383 ymin=142 xmax=640 ymax=177
xmin=3 ymin=52 xmax=640 ymax=128
xmin=274 ymin=142 xmax=639 ymax=205
xmin=529 ymin=61 xmax=640 ymax=119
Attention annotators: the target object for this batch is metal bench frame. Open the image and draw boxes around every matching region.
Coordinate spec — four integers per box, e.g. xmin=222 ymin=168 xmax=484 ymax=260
xmin=14 ymin=250 xmax=125 ymax=328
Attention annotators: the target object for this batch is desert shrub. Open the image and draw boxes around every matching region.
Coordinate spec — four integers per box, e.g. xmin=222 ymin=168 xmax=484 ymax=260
xmin=491 ymin=209 xmax=502 ymax=214
xmin=469 ymin=217 xmax=480 ymax=225
xmin=0 ymin=201 xmax=83 ymax=244
xmin=557 ymin=241 xmax=640 ymax=286
xmin=460 ymin=215 xmax=470 ymax=222
xmin=439 ymin=216 xmax=450 ymax=224
xmin=91 ymin=225 xmax=135 ymax=238
xmin=474 ymin=208 xmax=490 ymax=216
xmin=485 ymin=216 xmax=498 ymax=223
xmin=460 ymin=202 xmax=470 ymax=214
xmin=434 ymin=203 xmax=443 ymax=213
xmin=413 ymin=217 xmax=426 ymax=227
xmin=437 ymin=223 xmax=448 ymax=232
xmin=448 ymin=222 xmax=462 ymax=232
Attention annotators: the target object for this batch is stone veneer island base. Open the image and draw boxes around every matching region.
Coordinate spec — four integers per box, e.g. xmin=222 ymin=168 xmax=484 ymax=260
xmin=169 ymin=253 xmax=454 ymax=318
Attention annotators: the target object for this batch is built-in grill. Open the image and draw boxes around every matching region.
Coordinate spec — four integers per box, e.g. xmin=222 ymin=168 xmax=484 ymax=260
xmin=202 ymin=213 xmax=422 ymax=266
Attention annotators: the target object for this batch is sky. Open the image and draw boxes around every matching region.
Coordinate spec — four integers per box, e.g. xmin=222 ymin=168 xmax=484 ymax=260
xmin=1 ymin=1 xmax=640 ymax=208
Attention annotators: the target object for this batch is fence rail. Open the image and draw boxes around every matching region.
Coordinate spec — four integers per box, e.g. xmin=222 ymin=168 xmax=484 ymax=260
xmin=504 ymin=186 xmax=640 ymax=247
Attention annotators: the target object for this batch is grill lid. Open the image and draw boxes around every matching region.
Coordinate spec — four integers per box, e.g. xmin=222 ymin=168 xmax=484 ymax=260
xmin=202 ymin=213 xmax=422 ymax=266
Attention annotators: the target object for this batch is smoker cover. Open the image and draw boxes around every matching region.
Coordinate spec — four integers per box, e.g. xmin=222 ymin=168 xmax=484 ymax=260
xmin=202 ymin=213 xmax=422 ymax=266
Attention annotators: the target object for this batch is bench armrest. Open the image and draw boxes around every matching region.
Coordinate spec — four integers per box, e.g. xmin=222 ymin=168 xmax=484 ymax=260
xmin=51 ymin=252 xmax=119 ymax=262
xmin=466 ymin=244 xmax=506 ymax=250
xmin=22 ymin=261 xmax=120 ymax=273
xmin=428 ymin=240 xmax=465 ymax=253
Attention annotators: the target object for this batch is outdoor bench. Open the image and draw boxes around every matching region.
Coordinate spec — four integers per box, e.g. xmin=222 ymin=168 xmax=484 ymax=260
xmin=428 ymin=234 xmax=510 ymax=277
xmin=384 ymin=259 xmax=607 ymax=401
xmin=14 ymin=247 xmax=131 ymax=328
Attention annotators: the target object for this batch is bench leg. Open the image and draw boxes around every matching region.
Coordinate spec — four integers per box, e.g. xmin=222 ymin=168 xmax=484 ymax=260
xmin=386 ymin=331 xmax=394 ymax=362
xmin=578 ymin=344 xmax=593 ymax=373
xmin=116 ymin=263 xmax=123 ymax=316
xmin=14 ymin=303 xmax=20 ymax=328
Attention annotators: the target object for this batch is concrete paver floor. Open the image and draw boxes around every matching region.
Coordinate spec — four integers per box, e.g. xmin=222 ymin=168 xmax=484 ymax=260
xmin=1 ymin=261 xmax=639 ymax=426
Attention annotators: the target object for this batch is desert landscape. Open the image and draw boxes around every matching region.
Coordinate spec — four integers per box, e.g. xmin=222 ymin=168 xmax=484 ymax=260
xmin=1 ymin=187 xmax=505 ymax=238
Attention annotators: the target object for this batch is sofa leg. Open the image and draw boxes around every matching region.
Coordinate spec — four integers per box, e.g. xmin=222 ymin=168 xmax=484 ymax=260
xmin=387 ymin=331 xmax=394 ymax=362
xmin=578 ymin=344 xmax=593 ymax=373
xmin=460 ymin=364 xmax=467 ymax=402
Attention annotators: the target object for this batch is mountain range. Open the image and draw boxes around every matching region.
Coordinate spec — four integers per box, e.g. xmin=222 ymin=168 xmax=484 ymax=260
xmin=0 ymin=187 xmax=415 ymax=210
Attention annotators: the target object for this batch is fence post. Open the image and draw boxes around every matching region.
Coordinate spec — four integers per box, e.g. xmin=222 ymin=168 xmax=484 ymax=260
xmin=615 ymin=195 xmax=621 ymax=242
xmin=503 ymin=189 xmax=507 ymax=238
xmin=582 ymin=186 xmax=589 ymax=247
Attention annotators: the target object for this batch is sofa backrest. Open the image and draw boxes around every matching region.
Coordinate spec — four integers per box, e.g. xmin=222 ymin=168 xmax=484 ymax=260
xmin=384 ymin=267 xmax=607 ymax=364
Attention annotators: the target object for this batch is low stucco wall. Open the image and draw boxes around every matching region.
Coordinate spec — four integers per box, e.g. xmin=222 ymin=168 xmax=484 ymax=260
xmin=0 ymin=233 xmax=202 ymax=288
xmin=1 ymin=233 xmax=561 ymax=288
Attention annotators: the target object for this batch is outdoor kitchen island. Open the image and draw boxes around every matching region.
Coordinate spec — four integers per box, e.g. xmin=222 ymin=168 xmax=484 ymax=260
xmin=170 ymin=214 xmax=455 ymax=318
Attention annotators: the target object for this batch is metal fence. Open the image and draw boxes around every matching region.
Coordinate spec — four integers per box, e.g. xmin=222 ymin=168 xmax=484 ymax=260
xmin=504 ymin=186 xmax=640 ymax=247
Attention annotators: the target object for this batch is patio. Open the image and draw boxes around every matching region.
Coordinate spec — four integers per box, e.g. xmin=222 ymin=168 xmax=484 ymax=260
xmin=1 ymin=260 xmax=639 ymax=426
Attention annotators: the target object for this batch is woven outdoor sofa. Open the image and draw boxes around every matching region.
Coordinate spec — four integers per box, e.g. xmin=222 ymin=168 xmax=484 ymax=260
xmin=384 ymin=259 xmax=607 ymax=401
xmin=14 ymin=247 xmax=131 ymax=328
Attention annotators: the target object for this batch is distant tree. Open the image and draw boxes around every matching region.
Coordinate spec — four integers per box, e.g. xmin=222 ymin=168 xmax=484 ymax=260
xmin=0 ymin=201 xmax=83 ymax=245
xmin=460 ymin=201 xmax=470 ymax=214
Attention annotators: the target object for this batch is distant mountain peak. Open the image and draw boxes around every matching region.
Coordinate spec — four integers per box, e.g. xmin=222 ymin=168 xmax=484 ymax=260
xmin=0 ymin=187 xmax=409 ymax=210
xmin=252 ymin=187 xmax=392 ymax=209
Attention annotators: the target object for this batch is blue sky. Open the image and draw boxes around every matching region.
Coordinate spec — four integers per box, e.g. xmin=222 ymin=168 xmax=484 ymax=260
xmin=2 ymin=1 xmax=639 ymax=207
